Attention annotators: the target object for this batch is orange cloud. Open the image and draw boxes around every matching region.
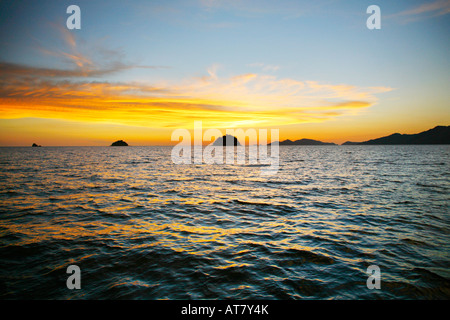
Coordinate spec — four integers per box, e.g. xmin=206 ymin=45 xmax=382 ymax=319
xmin=0 ymin=22 xmax=393 ymax=132
xmin=0 ymin=60 xmax=393 ymax=130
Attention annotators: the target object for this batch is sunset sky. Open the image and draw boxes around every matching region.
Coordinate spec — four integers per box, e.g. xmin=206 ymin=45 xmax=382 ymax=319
xmin=0 ymin=0 xmax=449 ymax=146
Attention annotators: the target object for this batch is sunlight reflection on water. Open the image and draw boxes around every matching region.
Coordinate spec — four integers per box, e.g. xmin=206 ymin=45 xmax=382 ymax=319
xmin=0 ymin=145 xmax=449 ymax=299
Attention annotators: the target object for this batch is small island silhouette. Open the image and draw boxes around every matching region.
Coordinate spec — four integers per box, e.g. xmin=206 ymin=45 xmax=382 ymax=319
xmin=111 ymin=140 xmax=128 ymax=146
xmin=269 ymin=138 xmax=336 ymax=146
xmin=32 ymin=143 xmax=42 ymax=147
xmin=342 ymin=125 xmax=450 ymax=145
xmin=213 ymin=135 xmax=241 ymax=146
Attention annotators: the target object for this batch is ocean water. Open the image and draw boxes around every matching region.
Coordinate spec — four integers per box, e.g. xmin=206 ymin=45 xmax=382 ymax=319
xmin=0 ymin=145 xmax=449 ymax=299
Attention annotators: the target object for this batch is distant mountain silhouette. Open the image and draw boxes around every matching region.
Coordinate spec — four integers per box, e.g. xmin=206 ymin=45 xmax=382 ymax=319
xmin=213 ymin=135 xmax=241 ymax=146
xmin=342 ymin=126 xmax=450 ymax=145
xmin=341 ymin=141 xmax=360 ymax=146
xmin=270 ymin=138 xmax=336 ymax=146
xmin=32 ymin=143 xmax=41 ymax=147
xmin=111 ymin=140 xmax=128 ymax=146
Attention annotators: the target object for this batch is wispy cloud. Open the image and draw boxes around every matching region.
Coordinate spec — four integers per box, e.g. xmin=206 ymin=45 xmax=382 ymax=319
xmin=0 ymin=60 xmax=393 ymax=129
xmin=248 ymin=62 xmax=280 ymax=72
xmin=390 ymin=0 xmax=450 ymax=23
xmin=31 ymin=23 xmax=166 ymax=78
xmin=0 ymin=62 xmax=123 ymax=78
xmin=0 ymin=19 xmax=393 ymax=130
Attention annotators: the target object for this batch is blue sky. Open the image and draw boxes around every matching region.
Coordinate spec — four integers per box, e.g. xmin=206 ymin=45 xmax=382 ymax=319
xmin=0 ymin=0 xmax=449 ymax=145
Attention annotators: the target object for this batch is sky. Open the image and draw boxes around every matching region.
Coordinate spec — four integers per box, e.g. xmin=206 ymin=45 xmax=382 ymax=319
xmin=0 ymin=0 xmax=449 ymax=146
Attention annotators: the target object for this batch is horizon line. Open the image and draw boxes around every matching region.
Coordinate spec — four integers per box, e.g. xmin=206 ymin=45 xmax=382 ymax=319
xmin=1 ymin=125 xmax=448 ymax=148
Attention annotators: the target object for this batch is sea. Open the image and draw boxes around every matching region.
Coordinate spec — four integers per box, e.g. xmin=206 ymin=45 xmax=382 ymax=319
xmin=0 ymin=145 xmax=449 ymax=299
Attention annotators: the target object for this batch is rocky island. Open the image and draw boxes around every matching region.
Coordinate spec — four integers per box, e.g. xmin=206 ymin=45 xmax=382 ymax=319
xmin=269 ymin=138 xmax=336 ymax=146
xmin=111 ymin=140 xmax=129 ymax=146
xmin=212 ymin=135 xmax=241 ymax=146
xmin=342 ymin=125 xmax=450 ymax=145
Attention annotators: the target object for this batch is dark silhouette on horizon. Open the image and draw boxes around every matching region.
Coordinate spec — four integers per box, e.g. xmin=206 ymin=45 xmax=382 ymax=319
xmin=27 ymin=126 xmax=449 ymax=147
xmin=269 ymin=138 xmax=336 ymax=146
xmin=111 ymin=140 xmax=128 ymax=146
xmin=213 ymin=135 xmax=241 ymax=146
xmin=342 ymin=125 xmax=450 ymax=145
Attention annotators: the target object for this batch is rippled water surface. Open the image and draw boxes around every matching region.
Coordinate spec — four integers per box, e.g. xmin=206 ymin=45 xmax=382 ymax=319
xmin=0 ymin=145 xmax=449 ymax=299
